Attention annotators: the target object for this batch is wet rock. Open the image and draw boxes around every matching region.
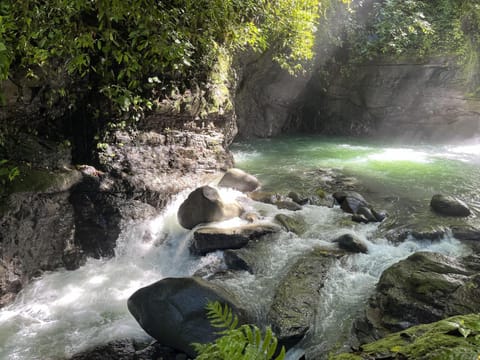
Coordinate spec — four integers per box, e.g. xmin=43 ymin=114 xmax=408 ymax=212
xmin=128 ymin=277 xmax=250 ymax=357
xmin=450 ymin=225 xmax=480 ymax=241
xmin=372 ymin=209 xmax=387 ymax=222
xmin=333 ymin=191 xmax=369 ymax=214
xmin=0 ymin=172 xmax=83 ymax=308
xmin=218 ymin=168 xmax=260 ymax=193
xmin=333 ymin=233 xmax=368 ymax=254
xmin=248 ymin=191 xmax=281 ymax=204
xmin=274 ymin=214 xmax=307 ymax=235
xmin=190 ymin=224 xmax=280 ymax=255
xmin=354 ymin=252 xmax=480 ymax=345
xmin=334 ymin=314 xmax=480 ymax=360
xmin=177 ymin=186 xmax=243 ymax=229
xmin=351 ymin=214 xmax=369 ymax=224
xmin=288 ymin=192 xmax=309 ymax=206
xmin=275 ymin=200 xmax=302 ymax=211
xmin=68 ymin=339 xmax=184 ymax=360
xmin=430 ymin=194 xmax=471 ymax=217
xmin=224 ymin=249 xmax=256 ymax=273
xmin=395 ymin=225 xmax=448 ymax=243
xmin=267 ymin=249 xmax=343 ymax=348
xmin=357 ymin=207 xmax=376 ymax=222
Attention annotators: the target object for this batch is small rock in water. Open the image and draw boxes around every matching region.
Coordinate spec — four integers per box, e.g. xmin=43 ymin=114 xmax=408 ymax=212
xmin=288 ymin=191 xmax=309 ymax=205
xmin=450 ymin=225 xmax=480 ymax=241
xmin=333 ymin=233 xmax=368 ymax=254
xmin=218 ymin=168 xmax=260 ymax=192
xmin=430 ymin=194 xmax=471 ymax=217
xmin=191 ymin=224 xmax=280 ymax=255
xmin=275 ymin=200 xmax=302 ymax=211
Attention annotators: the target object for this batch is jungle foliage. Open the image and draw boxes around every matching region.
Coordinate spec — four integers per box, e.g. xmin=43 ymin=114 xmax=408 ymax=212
xmin=0 ymin=0 xmax=333 ymax=118
xmin=345 ymin=0 xmax=480 ymax=92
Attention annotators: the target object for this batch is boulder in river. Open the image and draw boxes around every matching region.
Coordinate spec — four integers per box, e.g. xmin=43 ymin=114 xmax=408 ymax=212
xmin=190 ymin=223 xmax=280 ymax=255
xmin=430 ymin=194 xmax=471 ymax=217
xmin=333 ymin=233 xmax=368 ymax=254
xmin=218 ymin=168 xmax=260 ymax=193
xmin=177 ymin=185 xmax=243 ymax=229
xmin=127 ymin=277 xmax=250 ymax=357
xmin=353 ymin=252 xmax=480 ymax=345
xmin=267 ymin=249 xmax=343 ymax=348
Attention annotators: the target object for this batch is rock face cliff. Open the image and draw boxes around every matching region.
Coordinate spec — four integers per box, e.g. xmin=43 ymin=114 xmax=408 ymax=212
xmin=298 ymin=60 xmax=480 ymax=141
xmin=0 ymin=66 xmax=236 ymax=307
xmin=233 ymin=43 xmax=480 ymax=141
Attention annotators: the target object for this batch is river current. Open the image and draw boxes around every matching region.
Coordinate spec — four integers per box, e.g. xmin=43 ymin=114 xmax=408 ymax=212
xmin=0 ymin=136 xmax=478 ymax=359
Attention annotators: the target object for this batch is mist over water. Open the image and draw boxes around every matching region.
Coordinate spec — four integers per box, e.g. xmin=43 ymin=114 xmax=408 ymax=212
xmin=0 ymin=136 xmax=478 ymax=359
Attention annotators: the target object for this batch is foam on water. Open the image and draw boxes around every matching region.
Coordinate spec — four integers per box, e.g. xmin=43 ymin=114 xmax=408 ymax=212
xmin=0 ymin=190 xmax=220 ymax=359
xmin=0 ymin=140 xmax=477 ymax=359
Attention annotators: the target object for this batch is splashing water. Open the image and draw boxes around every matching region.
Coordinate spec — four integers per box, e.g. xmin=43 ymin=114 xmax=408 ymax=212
xmin=0 ymin=136 xmax=478 ymax=359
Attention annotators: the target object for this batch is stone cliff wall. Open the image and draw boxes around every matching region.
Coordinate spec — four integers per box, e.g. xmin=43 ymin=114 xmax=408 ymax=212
xmin=298 ymin=60 xmax=480 ymax=142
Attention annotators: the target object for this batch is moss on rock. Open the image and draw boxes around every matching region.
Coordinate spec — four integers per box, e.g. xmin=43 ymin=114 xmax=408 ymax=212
xmin=332 ymin=314 xmax=480 ymax=360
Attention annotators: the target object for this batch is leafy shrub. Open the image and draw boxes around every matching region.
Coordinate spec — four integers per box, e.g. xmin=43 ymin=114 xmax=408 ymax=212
xmin=193 ymin=301 xmax=286 ymax=360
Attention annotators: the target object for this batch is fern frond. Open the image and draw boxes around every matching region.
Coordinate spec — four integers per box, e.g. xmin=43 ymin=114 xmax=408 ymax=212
xmin=205 ymin=300 xmax=239 ymax=330
xmin=194 ymin=301 xmax=286 ymax=360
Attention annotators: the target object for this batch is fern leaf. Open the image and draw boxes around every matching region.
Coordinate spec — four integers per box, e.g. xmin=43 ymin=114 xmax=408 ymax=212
xmin=205 ymin=301 xmax=239 ymax=330
xmin=262 ymin=327 xmax=273 ymax=354
xmin=274 ymin=345 xmax=286 ymax=360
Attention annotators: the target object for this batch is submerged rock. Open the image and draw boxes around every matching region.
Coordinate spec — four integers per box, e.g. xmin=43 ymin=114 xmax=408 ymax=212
xmin=333 ymin=314 xmax=480 ymax=360
xmin=354 ymin=252 xmax=480 ymax=345
xmin=190 ymin=224 xmax=280 ymax=255
xmin=127 ymin=277 xmax=250 ymax=357
xmin=218 ymin=168 xmax=260 ymax=192
xmin=274 ymin=214 xmax=307 ymax=235
xmin=177 ymin=185 xmax=243 ymax=229
xmin=333 ymin=233 xmax=368 ymax=254
xmin=267 ymin=249 xmax=342 ymax=348
xmin=430 ymin=194 xmax=471 ymax=217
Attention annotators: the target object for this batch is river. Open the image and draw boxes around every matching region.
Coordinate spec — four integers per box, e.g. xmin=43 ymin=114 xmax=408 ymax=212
xmin=0 ymin=136 xmax=478 ymax=359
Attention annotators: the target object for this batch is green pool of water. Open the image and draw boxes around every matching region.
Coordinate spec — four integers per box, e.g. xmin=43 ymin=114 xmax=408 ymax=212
xmin=231 ymin=136 xmax=480 ymax=224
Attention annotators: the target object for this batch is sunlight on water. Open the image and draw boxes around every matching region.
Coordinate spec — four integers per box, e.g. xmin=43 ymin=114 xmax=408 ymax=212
xmin=366 ymin=148 xmax=431 ymax=163
xmin=1 ymin=136 xmax=479 ymax=359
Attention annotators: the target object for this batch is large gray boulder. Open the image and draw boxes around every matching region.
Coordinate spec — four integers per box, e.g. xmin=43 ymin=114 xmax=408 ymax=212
xmin=177 ymin=186 xmax=243 ymax=229
xmin=218 ymin=168 xmax=260 ymax=193
xmin=430 ymin=194 xmax=471 ymax=217
xmin=354 ymin=252 xmax=480 ymax=345
xmin=127 ymin=277 xmax=250 ymax=357
xmin=190 ymin=224 xmax=280 ymax=255
xmin=267 ymin=249 xmax=343 ymax=348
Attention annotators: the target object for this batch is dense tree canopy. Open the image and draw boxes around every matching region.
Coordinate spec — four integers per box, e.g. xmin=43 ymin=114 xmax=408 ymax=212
xmin=0 ymin=0 xmax=333 ymax=115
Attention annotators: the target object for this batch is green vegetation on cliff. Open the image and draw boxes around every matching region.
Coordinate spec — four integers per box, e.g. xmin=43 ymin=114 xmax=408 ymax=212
xmin=345 ymin=0 xmax=480 ymax=92
xmin=0 ymin=0 xmax=336 ymax=116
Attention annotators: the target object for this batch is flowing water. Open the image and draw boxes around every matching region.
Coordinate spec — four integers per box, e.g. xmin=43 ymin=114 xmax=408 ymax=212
xmin=0 ymin=136 xmax=479 ymax=359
